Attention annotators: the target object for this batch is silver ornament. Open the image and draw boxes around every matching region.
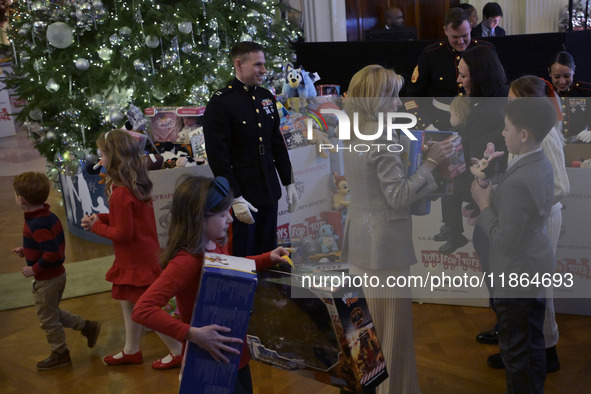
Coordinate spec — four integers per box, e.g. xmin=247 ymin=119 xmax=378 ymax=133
xmin=145 ymin=35 xmax=160 ymax=48
xmin=178 ymin=22 xmax=192 ymax=34
xmin=33 ymin=20 xmax=47 ymax=36
xmin=98 ymin=47 xmax=113 ymax=61
xmin=110 ymin=110 xmax=124 ymax=123
xmin=18 ymin=23 xmax=31 ymax=36
xmin=46 ymin=131 xmax=56 ymax=139
xmin=45 ymin=78 xmax=60 ymax=93
xmin=31 ymin=1 xmax=48 ymax=13
xmin=19 ymin=52 xmax=31 ymax=63
xmin=75 ymin=58 xmax=90 ymax=70
xmin=163 ymin=51 xmax=178 ymax=66
xmin=29 ymin=107 xmax=44 ymax=121
xmin=240 ymin=33 xmax=252 ymax=42
xmin=33 ymin=58 xmax=46 ymax=72
xmin=133 ymin=59 xmax=146 ymax=71
xmin=92 ymin=0 xmax=104 ymax=10
xmin=46 ymin=22 xmax=74 ymax=49
xmin=109 ymin=34 xmax=120 ymax=46
xmin=120 ymin=26 xmax=132 ymax=38
xmin=181 ymin=42 xmax=193 ymax=54
xmin=209 ymin=33 xmax=220 ymax=48
xmin=152 ymin=87 xmax=168 ymax=100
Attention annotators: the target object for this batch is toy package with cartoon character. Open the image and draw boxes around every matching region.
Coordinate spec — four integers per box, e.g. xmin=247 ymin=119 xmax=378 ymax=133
xmin=401 ymin=130 xmax=466 ymax=195
xmin=247 ymin=270 xmax=388 ymax=393
xmin=179 ymin=253 xmax=257 ymax=394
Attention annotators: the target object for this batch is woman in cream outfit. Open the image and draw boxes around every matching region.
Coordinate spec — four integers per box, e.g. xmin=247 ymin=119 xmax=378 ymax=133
xmin=342 ymin=65 xmax=453 ymax=394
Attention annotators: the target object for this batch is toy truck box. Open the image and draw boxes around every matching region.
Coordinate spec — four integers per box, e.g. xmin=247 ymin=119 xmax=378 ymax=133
xmin=247 ymin=270 xmax=388 ymax=393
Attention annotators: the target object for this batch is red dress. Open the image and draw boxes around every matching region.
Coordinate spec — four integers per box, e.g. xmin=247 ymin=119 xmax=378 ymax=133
xmin=132 ymin=242 xmax=275 ymax=369
xmin=92 ymin=186 xmax=161 ymax=303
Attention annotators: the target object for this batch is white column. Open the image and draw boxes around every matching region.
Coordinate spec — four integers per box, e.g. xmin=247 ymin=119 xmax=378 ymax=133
xmin=302 ymin=0 xmax=347 ymax=42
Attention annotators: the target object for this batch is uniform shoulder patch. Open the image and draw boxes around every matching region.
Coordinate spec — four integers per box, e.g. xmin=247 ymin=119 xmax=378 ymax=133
xmin=411 ymin=66 xmax=419 ymax=83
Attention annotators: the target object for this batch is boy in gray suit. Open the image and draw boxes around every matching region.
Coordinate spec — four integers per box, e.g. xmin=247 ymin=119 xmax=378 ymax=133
xmin=471 ymin=98 xmax=556 ymax=393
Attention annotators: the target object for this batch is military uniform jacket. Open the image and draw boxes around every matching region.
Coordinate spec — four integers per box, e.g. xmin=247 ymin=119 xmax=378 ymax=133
xmin=557 ymin=81 xmax=591 ymax=138
xmin=406 ymin=39 xmax=494 ymax=98
xmin=203 ymin=77 xmax=293 ymax=207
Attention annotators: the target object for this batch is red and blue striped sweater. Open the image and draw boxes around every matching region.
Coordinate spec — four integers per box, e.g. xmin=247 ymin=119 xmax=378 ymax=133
xmin=22 ymin=203 xmax=66 ymax=280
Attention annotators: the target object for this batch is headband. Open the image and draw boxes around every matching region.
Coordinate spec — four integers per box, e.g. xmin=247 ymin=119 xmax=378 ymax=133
xmin=205 ymin=176 xmax=230 ymax=212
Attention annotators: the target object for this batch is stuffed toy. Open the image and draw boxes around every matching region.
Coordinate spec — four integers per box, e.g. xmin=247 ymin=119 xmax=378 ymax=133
xmin=463 ymin=142 xmax=505 ymax=224
xmin=332 ymin=172 xmax=350 ymax=210
xmin=281 ymin=64 xmax=320 ymax=98
xmin=317 ymin=224 xmax=339 ymax=253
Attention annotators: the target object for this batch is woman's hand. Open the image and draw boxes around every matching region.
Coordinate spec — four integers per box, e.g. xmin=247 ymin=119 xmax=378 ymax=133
xmin=424 ymin=140 xmax=454 ymax=171
xmin=185 ymin=325 xmax=243 ymax=363
xmin=471 ymin=179 xmax=492 ymax=211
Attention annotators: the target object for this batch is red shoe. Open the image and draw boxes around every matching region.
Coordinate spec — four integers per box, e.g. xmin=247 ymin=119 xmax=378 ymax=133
xmin=103 ymin=350 xmax=143 ymax=365
xmin=152 ymin=354 xmax=183 ymax=370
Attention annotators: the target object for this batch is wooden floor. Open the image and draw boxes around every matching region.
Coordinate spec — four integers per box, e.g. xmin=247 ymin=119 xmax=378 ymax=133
xmin=1 ymin=127 xmax=591 ymax=393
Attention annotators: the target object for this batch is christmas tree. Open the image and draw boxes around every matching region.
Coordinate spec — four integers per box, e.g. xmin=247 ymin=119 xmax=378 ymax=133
xmin=3 ymin=0 xmax=300 ymax=179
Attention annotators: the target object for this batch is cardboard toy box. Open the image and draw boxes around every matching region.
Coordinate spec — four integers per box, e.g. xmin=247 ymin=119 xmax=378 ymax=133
xmin=179 ymin=253 xmax=258 ymax=394
xmin=144 ymin=107 xmax=206 ymax=156
xmin=400 ymin=130 xmax=465 ymax=215
xmin=149 ymin=165 xmax=213 ymax=248
xmin=247 ymin=270 xmax=388 ymax=393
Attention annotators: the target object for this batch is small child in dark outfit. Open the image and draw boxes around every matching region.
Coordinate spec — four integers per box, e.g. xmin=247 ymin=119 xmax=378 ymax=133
xmin=12 ymin=172 xmax=101 ymax=371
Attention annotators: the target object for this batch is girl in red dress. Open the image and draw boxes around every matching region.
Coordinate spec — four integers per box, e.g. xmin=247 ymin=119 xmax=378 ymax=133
xmin=81 ymin=130 xmax=182 ymax=369
xmin=132 ymin=175 xmax=289 ymax=393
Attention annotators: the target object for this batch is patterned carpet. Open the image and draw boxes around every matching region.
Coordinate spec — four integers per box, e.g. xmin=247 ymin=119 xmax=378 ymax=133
xmin=0 ymin=256 xmax=113 ymax=311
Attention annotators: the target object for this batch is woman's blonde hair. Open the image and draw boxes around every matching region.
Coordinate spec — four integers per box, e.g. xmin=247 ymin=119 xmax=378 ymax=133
xmin=96 ymin=129 xmax=152 ymax=202
xmin=345 ymin=64 xmax=404 ymax=122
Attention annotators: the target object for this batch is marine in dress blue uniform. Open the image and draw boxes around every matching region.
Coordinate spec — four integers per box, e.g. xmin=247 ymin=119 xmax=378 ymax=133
xmin=203 ymin=77 xmax=293 ymax=257
xmin=557 ymin=81 xmax=591 ymax=139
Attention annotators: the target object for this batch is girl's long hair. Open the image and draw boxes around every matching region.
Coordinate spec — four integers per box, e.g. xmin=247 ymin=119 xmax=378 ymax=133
xmin=160 ymin=175 xmax=233 ymax=268
xmin=96 ymin=130 xmax=152 ymax=202
xmin=462 ymin=46 xmax=507 ymax=97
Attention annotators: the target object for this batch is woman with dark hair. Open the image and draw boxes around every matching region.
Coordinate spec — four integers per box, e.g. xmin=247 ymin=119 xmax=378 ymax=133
xmin=548 ymin=51 xmax=591 ymax=142
xmin=433 ymin=45 xmax=508 ymax=254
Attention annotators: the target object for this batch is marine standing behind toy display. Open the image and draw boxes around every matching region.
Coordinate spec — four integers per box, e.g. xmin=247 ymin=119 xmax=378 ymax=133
xmin=203 ymin=42 xmax=297 ymax=257
xmin=405 ymin=7 xmax=493 ymax=130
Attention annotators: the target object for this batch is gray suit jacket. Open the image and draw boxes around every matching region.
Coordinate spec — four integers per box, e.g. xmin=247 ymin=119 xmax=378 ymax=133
xmin=477 ymin=149 xmax=555 ymax=297
xmin=342 ymin=122 xmax=437 ymax=270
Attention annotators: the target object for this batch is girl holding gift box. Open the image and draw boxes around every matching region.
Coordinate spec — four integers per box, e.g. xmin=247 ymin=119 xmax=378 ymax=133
xmin=81 ymin=130 xmax=183 ymax=369
xmin=132 ymin=175 xmax=290 ymax=393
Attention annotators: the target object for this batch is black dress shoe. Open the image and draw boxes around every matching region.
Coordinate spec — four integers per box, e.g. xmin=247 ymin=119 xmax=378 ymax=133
xmin=439 ymin=234 xmax=469 ymax=254
xmin=487 ymin=353 xmax=505 ymax=369
xmin=433 ymin=226 xmax=449 ymax=242
xmin=546 ymin=345 xmax=560 ymax=373
xmin=476 ymin=328 xmax=498 ymax=344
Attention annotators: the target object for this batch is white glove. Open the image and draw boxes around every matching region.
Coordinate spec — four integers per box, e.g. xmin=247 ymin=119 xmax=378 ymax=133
xmin=286 ymin=184 xmax=298 ymax=213
xmin=232 ymin=196 xmax=258 ymax=224
xmin=576 ymin=129 xmax=591 ymax=143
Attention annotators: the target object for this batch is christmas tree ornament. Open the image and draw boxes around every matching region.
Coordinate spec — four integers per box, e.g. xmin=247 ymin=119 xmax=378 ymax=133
xmin=18 ymin=23 xmax=31 ymax=36
xmin=161 ymin=22 xmax=175 ymax=36
xmin=98 ymin=47 xmax=113 ymax=60
xmin=209 ymin=33 xmax=220 ymax=48
xmin=46 ymin=22 xmax=74 ymax=49
xmin=29 ymin=107 xmax=44 ymax=121
xmin=163 ymin=51 xmax=178 ymax=66
xmin=240 ymin=33 xmax=252 ymax=42
xmin=20 ymin=52 xmax=31 ymax=63
xmin=133 ymin=59 xmax=146 ymax=71
xmin=46 ymin=130 xmax=56 ymax=139
xmin=92 ymin=0 xmax=104 ymax=10
xmin=181 ymin=42 xmax=193 ymax=53
xmin=75 ymin=58 xmax=90 ymax=70
xmin=110 ymin=110 xmax=124 ymax=123
xmin=178 ymin=22 xmax=192 ymax=34
xmin=152 ymin=86 xmax=168 ymax=100
xmin=120 ymin=26 xmax=132 ymax=38
xmin=46 ymin=78 xmax=60 ymax=93
xmin=145 ymin=35 xmax=160 ymax=48
xmin=33 ymin=58 xmax=46 ymax=72
xmin=31 ymin=1 xmax=48 ymax=13
xmin=109 ymin=34 xmax=120 ymax=46
xmin=33 ymin=20 xmax=47 ymax=36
